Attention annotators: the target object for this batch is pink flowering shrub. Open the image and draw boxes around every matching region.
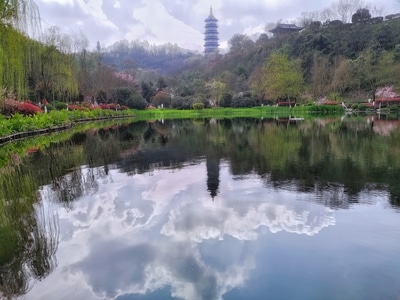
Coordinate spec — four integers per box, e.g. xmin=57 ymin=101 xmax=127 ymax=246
xmin=2 ymin=99 xmax=21 ymax=115
xmin=375 ymin=86 xmax=397 ymax=98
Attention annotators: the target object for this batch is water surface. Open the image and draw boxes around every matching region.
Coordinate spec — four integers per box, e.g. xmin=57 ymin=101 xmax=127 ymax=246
xmin=1 ymin=116 xmax=399 ymax=300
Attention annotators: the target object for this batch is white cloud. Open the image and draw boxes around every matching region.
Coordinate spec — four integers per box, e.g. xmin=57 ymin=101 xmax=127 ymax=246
xmin=40 ymin=0 xmax=74 ymax=5
xmin=76 ymin=0 xmax=118 ymax=30
xmin=125 ymin=0 xmax=203 ymax=50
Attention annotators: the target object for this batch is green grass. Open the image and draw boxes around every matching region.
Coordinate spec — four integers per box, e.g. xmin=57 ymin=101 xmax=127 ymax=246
xmin=132 ymin=105 xmax=344 ymax=120
xmin=0 ymin=105 xmax=344 ymax=139
xmin=0 ymin=109 xmax=136 ymax=138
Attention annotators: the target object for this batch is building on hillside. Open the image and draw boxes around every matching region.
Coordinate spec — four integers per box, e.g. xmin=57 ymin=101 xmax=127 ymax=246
xmin=270 ymin=23 xmax=303 ymax=36
xmin=204 ymin=7 xmax=219 ymax=55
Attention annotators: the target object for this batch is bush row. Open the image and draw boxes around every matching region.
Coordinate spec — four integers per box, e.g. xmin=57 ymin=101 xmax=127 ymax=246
xmin=1 ymin=99 xmax=42 ymax=116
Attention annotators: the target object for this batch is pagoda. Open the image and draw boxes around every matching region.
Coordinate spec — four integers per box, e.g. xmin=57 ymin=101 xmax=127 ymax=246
xmin=204 ymin=7 xmax=219 ymax=55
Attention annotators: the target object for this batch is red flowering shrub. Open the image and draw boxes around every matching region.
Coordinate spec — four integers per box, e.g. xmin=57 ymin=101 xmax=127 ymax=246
xmin=99 ymin=103 xmax=118 ymax=110
xmin=18 ymin=102 xmax=43 ymax=115
xmin=99 ymin=103 xmax=110 ymax=110
xmin=1 ymin=99 xmax=42 ymax=115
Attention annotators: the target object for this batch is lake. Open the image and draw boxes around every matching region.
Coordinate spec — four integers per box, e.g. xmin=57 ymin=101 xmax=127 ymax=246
xmin=1 ymin=116 xmax=400 ymax=300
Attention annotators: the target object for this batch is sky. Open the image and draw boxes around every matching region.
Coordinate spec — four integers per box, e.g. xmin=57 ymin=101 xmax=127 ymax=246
xmin=35 ymin=0 xmax=399 ymax=52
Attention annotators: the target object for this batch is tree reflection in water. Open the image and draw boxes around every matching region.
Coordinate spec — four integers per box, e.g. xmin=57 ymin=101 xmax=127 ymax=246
xmin=0 ymin=190 xmax=59 ymax=299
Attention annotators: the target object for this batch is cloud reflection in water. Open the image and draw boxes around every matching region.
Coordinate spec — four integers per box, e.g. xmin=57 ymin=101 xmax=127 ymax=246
xmin=29 ymin=162 xmax=335 ymax=300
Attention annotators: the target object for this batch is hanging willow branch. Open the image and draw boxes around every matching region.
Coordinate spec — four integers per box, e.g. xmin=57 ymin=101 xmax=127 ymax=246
xmin=0 ymin=0 xmax=41 ymax=37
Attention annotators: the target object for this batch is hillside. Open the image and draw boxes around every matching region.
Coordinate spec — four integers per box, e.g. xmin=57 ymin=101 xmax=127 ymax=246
xmin=101 ymin=40 xmax=200 ymax=74
xmin=164 ymin=14 xmax=400 ymax=108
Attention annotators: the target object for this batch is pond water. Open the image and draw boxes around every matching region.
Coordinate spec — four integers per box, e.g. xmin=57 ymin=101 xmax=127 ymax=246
xmin=1 ymin=116 xmax=400 ymax=300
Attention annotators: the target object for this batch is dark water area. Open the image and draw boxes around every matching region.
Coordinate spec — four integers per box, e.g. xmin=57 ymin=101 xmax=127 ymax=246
xmin=1 ymin=116 xmax=400 ymax=300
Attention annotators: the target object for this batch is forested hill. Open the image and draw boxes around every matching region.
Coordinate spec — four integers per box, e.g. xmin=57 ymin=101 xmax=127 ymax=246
xmin=169 ymin=15 xmax=400 ymax=106
xmin=101 ymin=40 xmax=200 ymax=74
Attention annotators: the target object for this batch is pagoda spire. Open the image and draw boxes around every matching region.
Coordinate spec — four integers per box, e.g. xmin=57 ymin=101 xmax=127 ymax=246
xmin=204 ymin=6 xmax=219 ymax=55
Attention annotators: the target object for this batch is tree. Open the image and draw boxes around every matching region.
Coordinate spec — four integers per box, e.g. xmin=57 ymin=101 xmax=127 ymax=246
xmin=0 ymin=0 xmax=40 ymax=36
xmin=35 ymin=26 xmax=81 ymax=102
xmin=228 ymin=34 xmax=254 ymax=53
xmin=310 ymin=53 xmax=332 ymax=100
xmin=152 ymin=90 xmax=171 ymax=107
xmin=209 ymin=80 xmax=226 ymax=106
xmin=156 ymin=76 xmax=167 ymax=90
xmin=352 ymin=8 xmax=371 ymax=23
xmin=261 ymin=52 xmax=304 ymax=102
xmin=141 ymin=81 xmax=155 ymax=102
xmin=321 ymin=0 xmax=366 ymax=23
xmin=332 ymin=57 xmax=356 ymax=94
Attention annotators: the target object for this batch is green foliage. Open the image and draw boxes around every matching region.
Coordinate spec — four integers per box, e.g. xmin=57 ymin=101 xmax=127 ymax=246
xmin=263 ymin=52 xmax=304 ymax=102
xmin=228 ymin=34 xmax=255 ymax=53
xmin=220 ymin=93 xmax=233 ymax=107
xmin=192 ymin=102 xmax=205 ymax=110
xmin=0 ymin=109 xmax=135 ymax=138
xmin=0 ymin=26 xmax=79 ymax=101
xmin=327 ymin=92 xmax=342 ymax=102
xmin=352 ymin=8 xmax=371 ymax=24
xmin=232 ymin=92 xmax=258 ymax=108
xmin=110 ymin=86 xmax=132 ymax=105
xmin=171 ymin=96 xmax=193 ymax=110
xmin=54 ymin=101 xmax=67 ymax=110
xmin=127 ymin=94 xmax=147 ymax=110
xmin=308 ymin=105 xmax=344 ymax=114
xmin=140 ymin=81 xmax=155 ymax=102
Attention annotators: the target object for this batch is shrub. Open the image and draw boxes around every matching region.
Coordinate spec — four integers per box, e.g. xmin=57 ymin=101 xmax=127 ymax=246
xmin=110 ymin=86 xmax=133 ymax=106
xmin=127 ymin=95 xmax=147 ymax=110
xmin=18 ymin=102 xmax=42 ymax=116
xmin=232 ymin=92 xmax=257 ymax=108
xmin=68 ymin=104 xmax=87 ymax=111
xmin=171 ymin=96 xmax=193 ymax=109
xmin=96 ymin=90 xmax=108 ymax=103
xmin=55 ymin=101 xmax=68 ymax=110
xmin=2 ymin=99 xmax=20 ymax=115
xmin=99 ymin=103 xmax=124 ymax=110
xmin=220 ymin=93 xmax=232 ymax=107
xmin=192 ymin=102 xmax=204 ymax=110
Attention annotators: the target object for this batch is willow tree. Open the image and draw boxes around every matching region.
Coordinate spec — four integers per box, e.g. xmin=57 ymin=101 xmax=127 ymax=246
xmin=0 ymin=0 xmax=41 ymax=36
xmin=33 ymin=26 xmax=81 ymax=103
xmin=0 ymin=0 xmax=41 ymax=101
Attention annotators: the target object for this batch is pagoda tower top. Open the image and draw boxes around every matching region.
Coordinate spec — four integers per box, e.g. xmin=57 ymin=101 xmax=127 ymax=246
xmin=204 ymin=6 xmax=219 ymax=55
xmin=206 ymin=6 xmax=216 ymax=20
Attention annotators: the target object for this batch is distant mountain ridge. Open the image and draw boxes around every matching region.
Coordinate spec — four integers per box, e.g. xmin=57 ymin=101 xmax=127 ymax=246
xmin=101 ymin=40 xmax=200 ymax=74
